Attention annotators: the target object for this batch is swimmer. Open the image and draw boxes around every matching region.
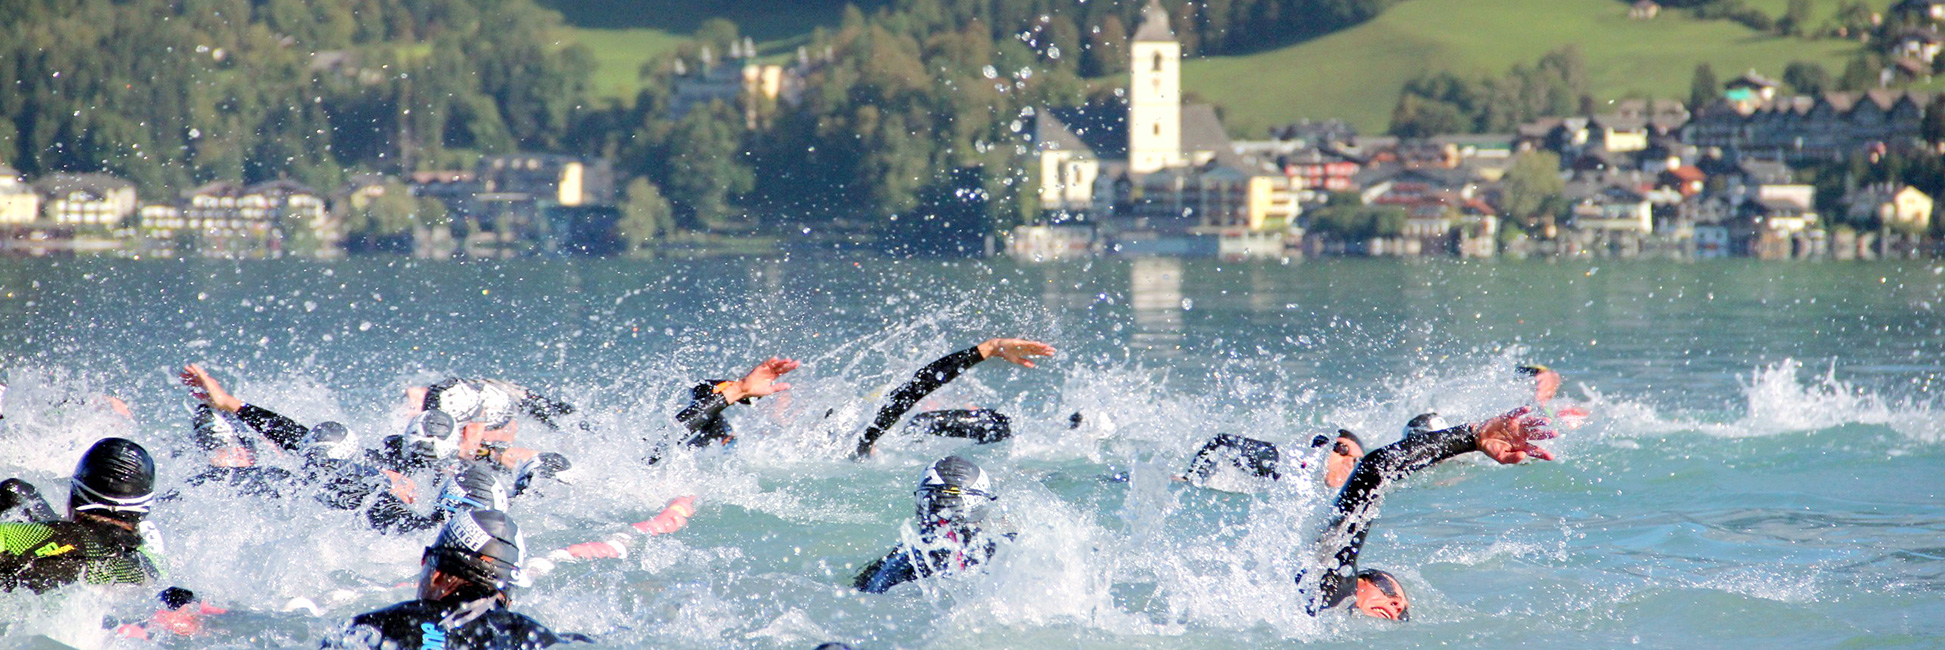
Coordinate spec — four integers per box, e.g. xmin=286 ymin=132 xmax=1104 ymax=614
xmin=408 ymin=378 xmax=577 ymax=449
xmin=323 ymin=509 xmax=591 ymax=649
xmin=668 ymin=357 xmax=800 ymax=451
xmin=853 ymin=456 xmax=1014 ymax=593
xmin=852 ymin=338 xmax=1055 ymax=458
xmin=1298 ymin=407 xmax=1558 ymax=620
xmin=1174 ymin=429 xmax=1367 ymax=493
xmin=0 ymin=438 xmax=162 ymax=593
xmin=1517 ymin=364 xmax=1590 ymax=428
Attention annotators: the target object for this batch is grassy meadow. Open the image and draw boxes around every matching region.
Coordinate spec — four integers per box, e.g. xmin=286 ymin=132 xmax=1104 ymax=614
xmin=1181 ymin=0 xmax=1866 ymax=136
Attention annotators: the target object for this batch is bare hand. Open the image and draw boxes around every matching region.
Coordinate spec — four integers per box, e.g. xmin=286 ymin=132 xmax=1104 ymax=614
xmin=1473 ymin=406 xmax=1558 ymax=464
xmin=179 ymin=364 xmax=243 ymax=413
xmin=976 ymin=338 xmax=1056 ymax=368
xmin=723 ymin=357 xmax=799 ymax=402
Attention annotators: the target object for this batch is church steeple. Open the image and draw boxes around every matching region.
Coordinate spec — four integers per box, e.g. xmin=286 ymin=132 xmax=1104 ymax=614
xmin=1133 ymin=0 xmax=1175 ymax=42
xmin=1128 ymin=0 xmax=1182 ymax=174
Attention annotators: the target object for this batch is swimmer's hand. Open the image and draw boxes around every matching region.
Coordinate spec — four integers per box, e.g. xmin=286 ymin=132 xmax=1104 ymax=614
xmin=1473 ymin=406 xmax=1558 ymax=464
xmin=976 ymin=338 xmax=1056 ymax=368
xmin=178 ymin=364 xmax=243 ymax=413
xmin=721 ymin=357 xmax=799 ymax=403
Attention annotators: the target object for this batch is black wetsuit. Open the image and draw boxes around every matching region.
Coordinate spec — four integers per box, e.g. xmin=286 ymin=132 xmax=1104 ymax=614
xmin=855 ymin=346 xmax=1009 ymax=457
xmin=1299 ymin=424 xmax=1477 ymax=615
xmin=325 ymin=595 xmax=590 ymax=649
xmin=196 ymin=404 xmax=391 ymax=511
xmin=672 ymin=379 xmax=745 ymax=449
xmin=424 ymin=379 xmax=575 ymax=430
xmin=0 ymin=479 xmax=58 ymax=523
xmin=0 ymin=517 xmax=160 ymax=593
xmin=852 ymin=524 xmax=1006 ymax=593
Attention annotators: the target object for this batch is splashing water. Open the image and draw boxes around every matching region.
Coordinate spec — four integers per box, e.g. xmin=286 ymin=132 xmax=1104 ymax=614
xmin=0 ymin=258 xmax=1939 ymax=649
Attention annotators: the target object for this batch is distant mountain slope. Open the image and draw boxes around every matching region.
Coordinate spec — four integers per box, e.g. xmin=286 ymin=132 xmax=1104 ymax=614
xmin=1180 ymin=0 xmax=1862 ymax=136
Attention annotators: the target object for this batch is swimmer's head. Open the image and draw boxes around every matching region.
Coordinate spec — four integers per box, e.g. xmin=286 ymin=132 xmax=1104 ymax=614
xmin=191 ymin=404 xmax=256 ymax=467
xmin=70 ymin=437 xmax=156 ymax=523
xmin=1403 ymin=413 xmax=1449 ymax=438
xmin=421 ymin=509 xmax=528 ymax=601
xmin=915 ymin=455 xmax=996 ymax=526
xmin=399 ymin=410 xmax=459 ymax=468
xmin=1354 ymin=569 xmax=1411 ymax=621
xmin=435 ymin=464 xmax=509 ymax=517
xmin=300 ymin=421 xmax=355 ymax=463
xmin=1518 ymin=364 xmax=1562 ymax=403
xmin=1325 ymin=429 xmax=1364 ymax=489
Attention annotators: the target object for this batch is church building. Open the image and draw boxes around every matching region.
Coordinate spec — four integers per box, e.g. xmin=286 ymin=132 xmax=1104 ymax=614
xmin=1030 ymin=0 xmax=1296 ymax=237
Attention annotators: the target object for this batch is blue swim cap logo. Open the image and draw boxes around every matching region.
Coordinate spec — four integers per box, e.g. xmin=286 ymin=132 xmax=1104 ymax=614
xmin=419 ymin=622 xmax=447 ymax=650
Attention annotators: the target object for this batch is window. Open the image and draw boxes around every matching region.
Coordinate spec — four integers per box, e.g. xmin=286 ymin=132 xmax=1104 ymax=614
xmin=1153 ymin=52 xmax=1164 ymax=72
xmin=1154 ymin=123 xmax=1161 ymax=136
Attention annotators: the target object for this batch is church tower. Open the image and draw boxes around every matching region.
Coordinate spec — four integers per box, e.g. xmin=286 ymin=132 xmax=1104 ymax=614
xmin=1128 ymin=0 xmax=1182 ymax=174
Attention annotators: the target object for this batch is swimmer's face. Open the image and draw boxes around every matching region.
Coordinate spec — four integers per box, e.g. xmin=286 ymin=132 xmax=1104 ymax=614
xmin=1325 ymin=437 xmax=1363 ymax=488
xmin=1354 ymin=574 xmax=1410 ymax=621
xmin=1532 ymin=369 xmax=1562 ymax=404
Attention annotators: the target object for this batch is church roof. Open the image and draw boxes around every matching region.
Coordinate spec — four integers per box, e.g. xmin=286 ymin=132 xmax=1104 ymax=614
xmin=1133 ymin=0 xmax=1175 ymax=42
xmin=1035 ymin=104 xmax=1128 ymax=159
xmin=1181 ymin=104 xmax=1232 ymax=154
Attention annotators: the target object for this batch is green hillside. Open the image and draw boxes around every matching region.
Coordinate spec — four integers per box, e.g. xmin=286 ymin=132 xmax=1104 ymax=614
xmin=545 ymin=0 xmax=884 ymax=102
xmin=1181 ymin=0 xmax=1865 ymax=136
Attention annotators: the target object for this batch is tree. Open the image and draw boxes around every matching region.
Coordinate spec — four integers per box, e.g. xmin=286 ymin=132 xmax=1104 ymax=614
xmin=1499 ymin=151 xmax=1566 ymax=228
xmin=1779 ymin=0 xmax=1813 ymax=36
xmin=1690 ymin=63 xmax=1719 ymax=110
xmin=1084 ymin=15 xmax=1130 ymax=77
xmin=615 ymin=177 xmax=674 ymax=250
xmin=1924 ymin=95 xmax=1945 ymax=149
xmin=1839 ymin=53 xmax=1880 ymax=91
xmin=343 ymin=181 xmax=422 ymax=253
xmin=664 ymin=103 xmax=752 ymax=227
xmin=1782 ymin=61 xmax=1831 ymax=95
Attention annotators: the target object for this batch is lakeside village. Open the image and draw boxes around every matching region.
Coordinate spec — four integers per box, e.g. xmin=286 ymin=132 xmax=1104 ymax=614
xmin=6 ymin=3 xmax=1945 ymax=262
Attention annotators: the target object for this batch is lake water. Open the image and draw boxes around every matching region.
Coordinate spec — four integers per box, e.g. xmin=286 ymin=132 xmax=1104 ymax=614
xmin=0 ymin=256 xmax=1940 ymax=649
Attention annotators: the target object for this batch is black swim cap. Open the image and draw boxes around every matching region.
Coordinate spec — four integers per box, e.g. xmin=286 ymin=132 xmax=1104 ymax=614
xmin=70 ymin=437 xmax=156 ymax=521
xmin=436 ymin=464 xmax=509 ymax=516
xmin=1356 ymin=569 xmax=1411 ymax=621
xmin=907 ymin=409 xmax=1013 ymax=444
xmin=425 ymin=509 xmax=528 ymax=592
xmin=1335 ymin=429 xmax=1363 ymax=450
xmin=1515 ymin=364 xmax=1551 ymax=377
xmin=915 ymin=455 xmax=996 ymax=524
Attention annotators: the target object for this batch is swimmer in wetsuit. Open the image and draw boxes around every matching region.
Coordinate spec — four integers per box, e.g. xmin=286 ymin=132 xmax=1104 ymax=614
xmin=324 ymin=509 xmax=590 ymax=649
xmin=1175 ymin=428 xmax=1370 ymax=493
xmin=1298 ymin=407 xmax=1558 ymax=620
xmin=853 ymin=456 xmax=1013 ymax=593
xmin=0 ymin=438 xmax=162 ymax=593
xmin=851 ymin=338 xmax=1055 ymax=458
xmin=669 ymin=357 xmax=801 ymax=451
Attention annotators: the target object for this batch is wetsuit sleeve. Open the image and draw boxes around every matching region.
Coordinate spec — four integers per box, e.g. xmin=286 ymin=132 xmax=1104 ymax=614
xmin=674 ymin=382 xmax=735 ymax=435
xmin=365 ymin=492 xmax=443 ymax=534
xmin=854 ymin=346 xmax=985 ymax=457
xmin=1301 ymin=425 xmax=1479 ymax=615
xmin=0 ymin=479 xmax=56 ymax=523
xmin=237 ymin=404 xmax=310 ymax=451
xmin=853 ymin=546 xmax=919 ymax=593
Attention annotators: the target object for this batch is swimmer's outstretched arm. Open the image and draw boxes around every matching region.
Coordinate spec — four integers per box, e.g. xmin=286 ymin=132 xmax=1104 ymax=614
xmin=851 ymin=338 xmax=1054 ymax=458
xmin=1302 ymin=407 xmax=1557 ymax=614
xmin=179 ymin=364 xmax=309 ymax=450
xmin=674 ymin=358 xmax=799 ymax=433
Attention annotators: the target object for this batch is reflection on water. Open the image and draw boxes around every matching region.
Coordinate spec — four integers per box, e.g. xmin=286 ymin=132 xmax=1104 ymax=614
xmin=1130 ymin=257 xmax=1184 ymax=355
